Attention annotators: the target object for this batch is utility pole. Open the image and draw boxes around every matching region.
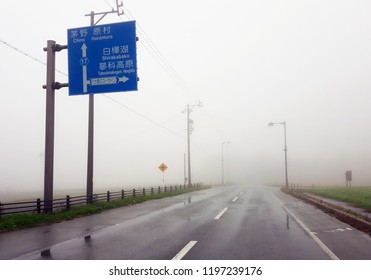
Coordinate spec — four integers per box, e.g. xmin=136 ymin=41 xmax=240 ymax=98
xmin=184 ymin=153 xmax=187 ymax=186
xmin=283 ymin=121 xmax=288 ymax=188
xmin=184 ymin=101 xmax=202 ymax=187
xmin=222 ymin=141 xmax=230 ymax=185
xmin=84 ymin=1 xmax=124 ymax=203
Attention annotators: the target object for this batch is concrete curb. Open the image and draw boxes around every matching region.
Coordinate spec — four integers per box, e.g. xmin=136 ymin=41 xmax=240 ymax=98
xmin=281 ymin=188 xmax=371 ymax=236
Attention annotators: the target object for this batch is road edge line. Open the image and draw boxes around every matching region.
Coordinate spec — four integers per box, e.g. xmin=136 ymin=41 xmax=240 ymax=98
xmin=272 ymin=193 xmax=340 ymax=260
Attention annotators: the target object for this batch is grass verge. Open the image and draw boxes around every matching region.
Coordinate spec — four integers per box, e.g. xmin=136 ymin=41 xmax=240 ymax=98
xmin=299 ymin=187 xmax=371 ymax=211
xmin=0 ymin=186 xmax=210 ymax=232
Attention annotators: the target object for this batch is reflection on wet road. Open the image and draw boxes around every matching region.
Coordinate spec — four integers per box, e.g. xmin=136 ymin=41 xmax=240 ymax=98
xmin=2 ymin=185 xmax=371 ymax=259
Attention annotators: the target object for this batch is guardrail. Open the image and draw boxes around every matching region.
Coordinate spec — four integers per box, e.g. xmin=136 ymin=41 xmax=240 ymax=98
xmin=0 ymin=184 xmax=201 ymax=218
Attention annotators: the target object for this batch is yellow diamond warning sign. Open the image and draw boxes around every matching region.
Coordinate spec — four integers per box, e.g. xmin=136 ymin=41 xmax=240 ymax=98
xmin=158 ymin=163 xmax=168 ymax=172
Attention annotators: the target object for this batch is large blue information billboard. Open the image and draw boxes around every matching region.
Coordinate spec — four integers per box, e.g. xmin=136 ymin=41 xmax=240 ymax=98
xmin=67 ymin=21 xmax=137 ymax=95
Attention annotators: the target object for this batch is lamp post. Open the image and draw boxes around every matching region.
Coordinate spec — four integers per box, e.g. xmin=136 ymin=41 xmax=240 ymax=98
xmin=268 ymin=122 xmax=289 ymax=188
xmin=222 ymin=141 xmax=230 ymax=185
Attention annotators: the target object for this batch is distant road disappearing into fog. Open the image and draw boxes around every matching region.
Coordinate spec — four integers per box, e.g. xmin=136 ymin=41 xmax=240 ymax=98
xmin=2 ymin=184 xmax=371 ymax=260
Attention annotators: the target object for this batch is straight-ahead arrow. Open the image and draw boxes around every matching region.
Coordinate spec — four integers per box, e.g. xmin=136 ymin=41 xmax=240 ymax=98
xmin=81 ymin=43 xmax=87 ymax=57
xmin=81 ymin=43 xmax=89 ymax=93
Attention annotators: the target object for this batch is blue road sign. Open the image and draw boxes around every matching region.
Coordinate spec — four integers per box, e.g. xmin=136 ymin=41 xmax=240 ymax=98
xmin=67 ymin=21 xmax=137 ymax=95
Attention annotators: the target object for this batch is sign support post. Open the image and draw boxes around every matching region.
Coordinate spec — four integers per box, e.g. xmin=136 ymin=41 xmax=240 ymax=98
xmin=42 ymin=41 xmax=68 ymax=213
xmin=158 ymin=163 xmax=168 ymax=188
xmin=345 ymin=170 xmax=352 ymax=188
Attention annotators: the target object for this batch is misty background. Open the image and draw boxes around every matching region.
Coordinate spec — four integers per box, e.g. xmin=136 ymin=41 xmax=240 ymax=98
xmin=1 ymin=0 xmax=371 ymax=201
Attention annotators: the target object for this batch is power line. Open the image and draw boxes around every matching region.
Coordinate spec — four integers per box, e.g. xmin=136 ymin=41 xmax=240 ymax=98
xmin=121 ymin=2 xmax=189 ymax=90
xmin=102 ymin=95 xmax=186 ymax=139
xmin=105 ymin=0 xmax=198 ymax=99
xmin=0 ymin=38 xmax=67 ymax=77
xmin=1 ymin=31 xmax=218 ymax=160
xmin=0 ymin=37 xmax=187 ymax=138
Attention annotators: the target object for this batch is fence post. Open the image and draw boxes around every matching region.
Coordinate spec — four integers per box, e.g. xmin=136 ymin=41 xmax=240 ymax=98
xmin=107 ymin=191 xmax=110 ymax=202
xmin=151 ymin=187 xmax=154 ymax=195
xmin=37 ymin=199 xmax=41 ymax=214
xmin=66 ymin=195 xmax=70 ymax=211
xmin=121 ymin=189 xmax=125 ymax=200
xmin=158 ymin=186 xmax=161 ymax=194
xmin=143 ymin=188 xmax=146 ymax=196
xmin=87 ymin=193 xmax=93 ymax=204
xmin=133 ymin=188 xmax=136 ymax=197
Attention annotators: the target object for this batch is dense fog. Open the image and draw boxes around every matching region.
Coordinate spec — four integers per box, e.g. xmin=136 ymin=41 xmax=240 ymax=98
xmin=1 ymin=0 xmax=371 ymax=201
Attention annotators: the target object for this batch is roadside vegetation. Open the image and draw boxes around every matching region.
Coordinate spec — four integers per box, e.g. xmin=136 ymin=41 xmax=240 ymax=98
xmin=299 ymin=187 xmax=371 ymax=211
xmin=0 ymin=186 xmax=210 ymax=232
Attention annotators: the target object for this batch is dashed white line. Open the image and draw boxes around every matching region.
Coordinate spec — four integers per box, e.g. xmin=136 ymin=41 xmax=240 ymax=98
xmin=214 ymin=207 xmax=229 ymax=220
xmin=172 ymin=241 xmax=197 ymax=260
xmin=232 ymin=196 xmax=239 ymax=202
xmin=239 ymin=192 xmax=244 ymax=196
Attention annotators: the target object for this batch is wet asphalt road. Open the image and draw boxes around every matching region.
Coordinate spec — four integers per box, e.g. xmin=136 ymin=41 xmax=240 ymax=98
xmin=2 ymin=184 xmax=371 ymax=260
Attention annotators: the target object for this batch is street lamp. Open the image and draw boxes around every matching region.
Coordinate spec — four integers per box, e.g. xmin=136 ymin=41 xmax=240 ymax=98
xmin=268 ymin=122 xmax=289 ymax=188
xmin=222 ymin=141 xmax=230 ymax=185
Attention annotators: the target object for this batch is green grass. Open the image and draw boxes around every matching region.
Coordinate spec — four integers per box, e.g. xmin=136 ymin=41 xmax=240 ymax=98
xmin=300 ymin=187 xmax=371 ymax=211
xmin=0 ymin=186 xmax=210 ymax=232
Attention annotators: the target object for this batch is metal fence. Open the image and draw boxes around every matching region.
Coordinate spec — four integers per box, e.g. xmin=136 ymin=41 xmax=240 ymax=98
xmin=0 ymin=184 xmax=201 ymax=218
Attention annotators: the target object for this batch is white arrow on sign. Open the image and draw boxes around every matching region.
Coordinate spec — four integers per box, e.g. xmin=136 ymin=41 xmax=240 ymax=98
xmin=90 ymin=76 xmax=130 ymax=86
xmin=79 ymin=44 xmax=130 ymax=92
xmin=118 ymin=76 xmax=129 ymax=83
xmin=81 ymin=44 xmax=90 ymax=93
xmin=81 ymin=43 xmax=87 ymax=57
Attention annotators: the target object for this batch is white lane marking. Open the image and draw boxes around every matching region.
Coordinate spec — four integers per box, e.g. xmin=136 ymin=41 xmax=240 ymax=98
xmin=272 ymin=193 xmax=340 ymax=260
xmin=239 ymin=192 xmax=244 ymax=195
xmin=172 ymin=241 xmax=197 ymax=260
xmin=232 ymin=196 xmax=239 ymax=202
xmin=214 ymin=207 xmax=229 ymax=220
xmin=324 ymin=228 xmax=352 ymax=233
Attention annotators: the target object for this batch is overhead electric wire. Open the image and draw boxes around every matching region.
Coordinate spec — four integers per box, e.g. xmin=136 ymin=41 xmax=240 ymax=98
xmin=105 ymin=0 xmax=198 ymax=99
xmin=0 ymin=37 xmax=185 ymax=140
xmin=0 ymin=38 xmax=67 ymax=77
xmin=102 ymin=95 xmax=185 ymax=139
xmin=0 ymin=10 xmax=218 ymax=160
xmin=121 ymin=2 xmax=190 ymax=90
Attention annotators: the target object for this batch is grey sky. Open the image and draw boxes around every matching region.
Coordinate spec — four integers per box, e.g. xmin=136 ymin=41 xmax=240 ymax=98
xmin=1 ymin=0 xmax=371 ymax=200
